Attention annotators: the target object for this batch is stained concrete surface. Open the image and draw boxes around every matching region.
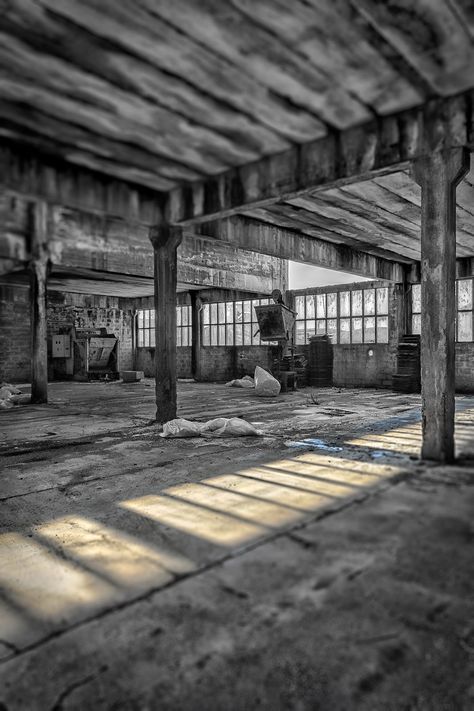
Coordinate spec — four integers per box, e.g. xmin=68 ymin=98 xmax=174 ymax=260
xmin=0 ymin=381 xmax=474 ymax=709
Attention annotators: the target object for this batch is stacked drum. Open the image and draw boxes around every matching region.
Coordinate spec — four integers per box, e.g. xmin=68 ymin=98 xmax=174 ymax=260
xmin=308 ymin=335 xmax=334 ymax=387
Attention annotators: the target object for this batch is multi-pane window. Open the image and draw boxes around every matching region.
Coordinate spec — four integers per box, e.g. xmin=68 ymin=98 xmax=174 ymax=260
xmin=201 ymin=299 xmax=271 ymax=346
xmin=294 ymin=287 xmax=389 ymax=345
xmin=137 ymin=309 xmax=155 ymax=347
xmin=412 ymin=279 xmax=474 ymax=341
xmin=176 ymin=305 xmax=192 ymax=346
xmin=137 ymin=306 xmax=191 ymax=347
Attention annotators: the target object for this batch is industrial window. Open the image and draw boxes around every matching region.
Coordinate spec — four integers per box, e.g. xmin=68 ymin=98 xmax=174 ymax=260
xmin=294 ymin=287 xmax=389 ymax=345
xmin=412 ymin=279 xmax=474 ymax=341
xmin=137 ymin=306 xmax=192 ymax=347
xmin=176 ymin=305 xmax=192 ymax=346
xmin=201 ymin=299 xmax=271 ymax=346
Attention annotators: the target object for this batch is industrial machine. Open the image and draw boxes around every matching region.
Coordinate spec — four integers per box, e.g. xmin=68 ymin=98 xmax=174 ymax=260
xmin=73 ymin=328 xmax=120 ymax=381
xmin=254 ymin=290 xmax=307 ymax=389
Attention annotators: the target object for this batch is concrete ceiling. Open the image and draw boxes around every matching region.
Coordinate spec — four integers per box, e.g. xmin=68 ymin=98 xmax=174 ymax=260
xmin=0 ymin=0 xmax=473 ymax=192
xmin=0 ymin=1 xmax=474 ymax=276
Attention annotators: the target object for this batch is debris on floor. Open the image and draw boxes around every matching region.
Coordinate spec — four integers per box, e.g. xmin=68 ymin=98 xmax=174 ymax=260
xmin=226 ymin=375 xmax=255 ymax=388
xmin=254 ymin=366 xmax=281 ymax=397
xmin=0 ymin=382 xmax=23 ymax=409
xmin=285 ymin=437 xmax=343 ymax=452
xmin=160 ymin=417 xmax=262 ymax=438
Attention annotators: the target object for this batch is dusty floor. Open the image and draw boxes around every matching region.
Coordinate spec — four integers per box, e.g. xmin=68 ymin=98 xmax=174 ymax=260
xmin=1 ymin=380 xmax=474 ymax=710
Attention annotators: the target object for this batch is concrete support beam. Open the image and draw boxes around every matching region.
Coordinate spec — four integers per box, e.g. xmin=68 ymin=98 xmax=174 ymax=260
xmin=193 ymin=216 xmax=406 ymax=282
xmin=413 ymin=104 xmax=470 ymax=461
xmin=28 ymin=201 xmax=50 ymax=404
xmin=149 ymin=225 xmax=182 ymax=424
xmin=167 ymin=94 xmax=470 ymax=226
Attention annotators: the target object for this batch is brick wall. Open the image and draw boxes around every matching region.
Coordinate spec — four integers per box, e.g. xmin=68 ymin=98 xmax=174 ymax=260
xmin=0 ymin=285 xmax=31 ymax=382
xmin=136 ymin=346 xmax=192 ymax=379
xmin=455 ymin=343 xmax=474 ymax=392
xmin=199 ymin=345 xmax=277 ymax=382
xmin=47 ymin=292 xmax=135 ymax=377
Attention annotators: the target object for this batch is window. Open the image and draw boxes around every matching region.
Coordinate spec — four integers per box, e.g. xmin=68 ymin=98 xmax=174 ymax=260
xmin=137 ymin=305 xmax=192 ymax=348
xmin=294 ymin=287 xmax=389 ymax=345
xmin=137 ymin=309 xmax=155 ymax=347
xmin=202 ymin=299 xmax=271 ymax=346
xmin=411 ymin=279 xmax=474 ymax=342
xmin=176 ymin=305 xmax=192 ymax=347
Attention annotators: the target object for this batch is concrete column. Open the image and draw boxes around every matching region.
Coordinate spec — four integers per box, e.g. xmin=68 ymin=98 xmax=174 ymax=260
xmin=28 ymin=201 xmax=50 ymax=404
xmin=190 ymin=291 xmax=202 ymax=381
xmin=149 ymin=224 xmax=182 ymax=424
xmin=413 ymin=147 xmax=469 ymax=461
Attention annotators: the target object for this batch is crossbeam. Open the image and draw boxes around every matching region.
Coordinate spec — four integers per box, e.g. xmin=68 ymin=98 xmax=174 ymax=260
xmin=192 ymin=216 xmax=407 ymax=282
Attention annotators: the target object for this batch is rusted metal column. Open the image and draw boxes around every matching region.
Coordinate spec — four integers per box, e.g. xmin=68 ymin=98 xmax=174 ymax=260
xmin=414 ymin=144 xmax=469 ymax=461
xmin=28 ymin=200 xmax=50 ymax=404
xmin=149 ymin=224 xmax=183 ymax=424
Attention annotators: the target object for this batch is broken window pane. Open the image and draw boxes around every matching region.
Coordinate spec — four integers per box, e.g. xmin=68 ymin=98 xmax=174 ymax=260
xmin=377 ymin=316 xmax=389 ymax=343
xmin=316 ymin=294 xmax=326 ymax=319
xmin=340 ymin=291 xmax=350 ymax=317
xmin=376 ymin=288 xmax=388 ymax=315
xmin=327 ymin=293 xmax=337 ymax=318
xmin=351 ymin=318 xmax=363 ymax=343
xmin=412 ymin=314 xmax=421 ymax=335
xmin=243 ymin=301 xmax=252 ymax=321
xmin=235 ymin=302 xmax=242 ymax=323
xmin=295 ymin=321 xmax=305 ymax=344
xmin=364 ymin=289 xmax=375 ymax=316
xmin=352 ymin=290 xmax=362 ymax=316
xmin=458 ymin=312 xmax=473 ymax=342
xmin=234 ymin=324 xmax=242 ymax=345
xmin=226 ymin=302 xmax=233 ymax=322
xmin=316 ymin=319 xmax=326 ymax=335
xmin=202 ymin=325 xmax=210 ymax=346
xmin=327 ymin=318 xmax=338 ymax=343
xmin=339 ymin=318 xmax=350 ymax=343
xmin=295 ymin=295 xmax=305 ymax=318
xmin=412 ymin=284 xmax=421 ymax=314
xmin=218 ymin=303 xmax=225 ymax=323
xmin=364 ymin=316 xmax=375 ymax=343
xmin=306 ymin=320 xmax=315 ymax=340
xmin=458 ymin=279 xmax=473 ymax=311
xmin=306 ymin=295 xmax=315 ymax=319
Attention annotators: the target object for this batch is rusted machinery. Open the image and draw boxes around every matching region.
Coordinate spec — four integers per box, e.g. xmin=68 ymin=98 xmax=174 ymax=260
xmin=254 ymin=291 xmax=306 ymax=389
xmin=73 ymin=328 xmax=120 ymax=381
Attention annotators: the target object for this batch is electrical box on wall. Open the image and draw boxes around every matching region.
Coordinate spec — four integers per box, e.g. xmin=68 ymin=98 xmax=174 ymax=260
xmin=52 ymin=335 xmax=71 ymax=358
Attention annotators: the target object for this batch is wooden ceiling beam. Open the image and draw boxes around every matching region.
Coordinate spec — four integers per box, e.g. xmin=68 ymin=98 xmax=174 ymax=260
xmin=0 ymin=141 xmax=164 ymax=224
xmin=167 ymin=93 xmax=471 ymax=225
xmin=192 ymin=215 xmax=408 ymax=282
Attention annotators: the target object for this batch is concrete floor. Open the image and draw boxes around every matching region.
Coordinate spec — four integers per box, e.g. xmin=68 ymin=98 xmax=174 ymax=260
xmin=1 ymin=380 xmax=474 ymax=710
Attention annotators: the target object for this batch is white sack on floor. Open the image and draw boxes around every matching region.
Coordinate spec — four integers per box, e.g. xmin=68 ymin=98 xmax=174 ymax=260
xmin=225 ymin=375 xmax=255 ymax=388
xmin=0 ymin=383 xmax=23 ymax=409
xmin=160 ymin=419 xmax=203 ymax=438
xmin=254 ymin=366 xmax=281 ymax=397
xmin=200 ymin=417 xmax=261 ymax=437
xmin=160 ymin=417 xmax=261 ymax=438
